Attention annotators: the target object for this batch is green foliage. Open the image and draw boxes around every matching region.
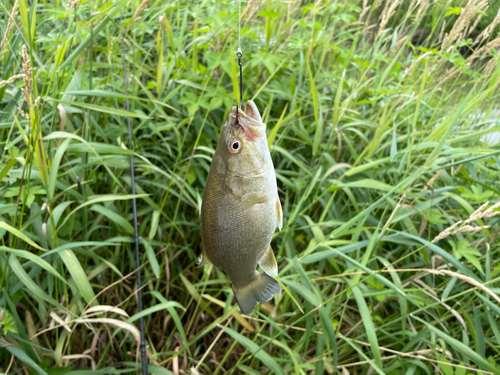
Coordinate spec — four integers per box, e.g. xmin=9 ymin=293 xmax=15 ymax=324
xmin=1 ymin=309 xmax=18 ymax=335
xmin=449 ymin=240 xmax=484 ymax=274
xmin=0 ymin=0 xmax=500 ymax=374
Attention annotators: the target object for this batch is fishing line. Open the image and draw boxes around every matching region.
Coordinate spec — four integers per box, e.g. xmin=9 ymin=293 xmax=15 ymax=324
xmin=238 ymin=0 xmax=241 ymax=52
xmin=120 ymin=11 xmax=148 ymax=375
xmin=237 ymin=0 xmax=243 ymax=111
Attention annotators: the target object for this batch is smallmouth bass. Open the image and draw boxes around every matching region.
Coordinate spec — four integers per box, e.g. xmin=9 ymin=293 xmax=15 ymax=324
xmin=200 ymin=100 xmax=283 ymax=314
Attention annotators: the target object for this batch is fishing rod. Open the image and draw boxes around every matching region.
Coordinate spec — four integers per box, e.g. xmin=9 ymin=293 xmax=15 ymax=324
xmin=120 ymin=11 xmax=148 ymax=375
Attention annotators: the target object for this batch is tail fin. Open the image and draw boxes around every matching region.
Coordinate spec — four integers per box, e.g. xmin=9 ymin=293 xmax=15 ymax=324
xmin=233 ymin=273 xmax=282 ymax=315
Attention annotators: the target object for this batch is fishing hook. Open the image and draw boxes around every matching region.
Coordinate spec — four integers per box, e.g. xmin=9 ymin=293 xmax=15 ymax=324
xmin=235 ymin=49 xmax=243 ymax=128
xmin=237 ymin=49 xmax=243 ymax=109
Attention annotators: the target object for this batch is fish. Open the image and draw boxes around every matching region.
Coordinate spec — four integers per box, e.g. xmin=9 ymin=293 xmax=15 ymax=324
xmin=199 ymin=100 xmax=283 ymax=315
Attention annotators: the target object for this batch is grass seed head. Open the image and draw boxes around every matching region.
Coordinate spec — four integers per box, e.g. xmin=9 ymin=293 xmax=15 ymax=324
xmin=433 ymin=201 xmax=498 ymax=242
xmin=432 ymin=220 xmax=462 ymax=243
xmin=466 ymin=1 xmax=488 ymax=37
xmin=467 ymin=36 xmax=500 ymax=66
xmin=377 ymin=0 xmax=402 ymax=38
xmin=414 ymin=0 xmax=430 ymax=24
xmin=0 ymin=74 xmax=23 ymax=89
xmin=133 ymin=0 xmax=149 ymax=21
xmin=464 ymin=201 xmax=490 ymax=224
xmin=68 ymin=0 xmax=80 ymax=9
xmin=359 ymin=0 xmax=370 ymax=23
xmin=442 ymin=0 xmax=486 ymax=51
xmin=21 ymin=45 xmax=33 ymax=105
xmin=17 ymin=106 xmax=30 ymax=120
xmin=0 ymin=0 xmax=19 ymax=59
xmin=482 ymin=201 xmax=500 ymax=218
xmin=243 ymin=0 xmax=262 ymax=22
xmin=474 ymin=10 xmax=500 ymax=45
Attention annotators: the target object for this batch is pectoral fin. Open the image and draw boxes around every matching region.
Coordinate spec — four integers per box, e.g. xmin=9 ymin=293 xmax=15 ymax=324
xmin=241 ymin=192 xmax=268 ymax=209
xmin=259 ymin=246 xmax=278 ymax=277
xmin=276 ymin=195 xmax=283 ymax=231
xmin=195 ymin=253 xmax=212 ymax=268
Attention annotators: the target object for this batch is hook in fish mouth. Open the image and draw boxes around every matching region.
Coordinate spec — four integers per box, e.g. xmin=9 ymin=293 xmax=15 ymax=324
xmin=230 ymin=100 xmax=262 ymax=125
xmin=228 ymin=101 xmax=266 ymax=140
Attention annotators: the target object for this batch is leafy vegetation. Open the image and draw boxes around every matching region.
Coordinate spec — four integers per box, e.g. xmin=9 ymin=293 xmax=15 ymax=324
xmin=1 ymin=0 xmax=500 ymax=373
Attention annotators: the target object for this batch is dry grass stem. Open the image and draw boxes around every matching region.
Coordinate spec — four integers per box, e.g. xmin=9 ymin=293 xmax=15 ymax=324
xmin=415 ymin=281 xmax=467 ymax=330
xmin=194 ymin=317 xmax=234 ymax=371
xmin=426 ymin=269 xmax=500 ymax=305
xmin=405 ymin=0 xmax=418 ymax=21
xmin=393 ymin=35 xmax=409 ymax=51
xmin=382 ymin=194 xmax=407 ymax=233
xmin=402 ymin=51 xmax=432 ymax=79
xmin=49 ymin=311 xmax=71 ymax=332
xmin=438 ymin=20 xmax=446 ymax=43
xmin=438 ymin=66 xmax=462 ymax=85
xmin=313 ymin=268 xmax=500 ymax=305
xmin=339 ymin=346 xmax=494 ymax=375
xmin=423 ymin=169 xmax=444 ymax=191
xmin=62 ymin=355 xmax=96 ymax=371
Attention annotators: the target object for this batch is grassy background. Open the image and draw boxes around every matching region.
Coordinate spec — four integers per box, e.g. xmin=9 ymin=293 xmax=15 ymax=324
xmin=1 ymin=0 xmax=500 ymax=373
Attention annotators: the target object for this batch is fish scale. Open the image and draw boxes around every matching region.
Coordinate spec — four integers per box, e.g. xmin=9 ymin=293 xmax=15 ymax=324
xmin=200 ymin=100 xmax=283 ymax=314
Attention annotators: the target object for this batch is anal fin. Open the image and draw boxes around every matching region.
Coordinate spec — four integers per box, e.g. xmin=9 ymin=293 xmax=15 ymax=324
xmin=259 ymin=246 xmax=278 ymax=277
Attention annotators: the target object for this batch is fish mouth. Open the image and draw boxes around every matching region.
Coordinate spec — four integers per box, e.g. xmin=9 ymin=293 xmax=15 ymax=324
xmin=229 ymin=100 xmax=266 ymax=140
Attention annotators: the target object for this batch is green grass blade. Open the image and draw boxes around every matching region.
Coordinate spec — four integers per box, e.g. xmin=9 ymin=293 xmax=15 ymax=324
xmin=0 ymin=222 xmax=45 ymax=251
xmin=351 ymin=285 xmax=383 ymax=369
xmin=9 ymin=255 xmax=66 ymax=311
xmin=412 ymin=315 xmax=499 ymax=373
xmin=0 ymin=339 xmax=48 ymax=375
xmin=58 ymin=249 xmax=97 ymax=306
xmin=0 ymin=246 xmax=67 ymax=284
xmin=219 ymin=325 xmax=285 ymax=375
xmin=89 ymin=204 xmax=135 ymax=234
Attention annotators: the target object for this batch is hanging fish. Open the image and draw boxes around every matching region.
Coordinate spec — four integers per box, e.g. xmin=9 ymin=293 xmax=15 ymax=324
xmin=199 ymin=100 xmax=283 ymax=315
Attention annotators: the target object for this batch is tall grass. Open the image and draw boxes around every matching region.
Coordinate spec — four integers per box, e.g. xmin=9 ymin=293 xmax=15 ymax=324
xmin=1 ymin=0 xmax=500 ymax=373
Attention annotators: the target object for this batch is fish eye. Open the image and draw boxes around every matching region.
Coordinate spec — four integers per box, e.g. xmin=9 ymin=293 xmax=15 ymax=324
xmin=228 ymin=139 xmax=242 ymax=153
